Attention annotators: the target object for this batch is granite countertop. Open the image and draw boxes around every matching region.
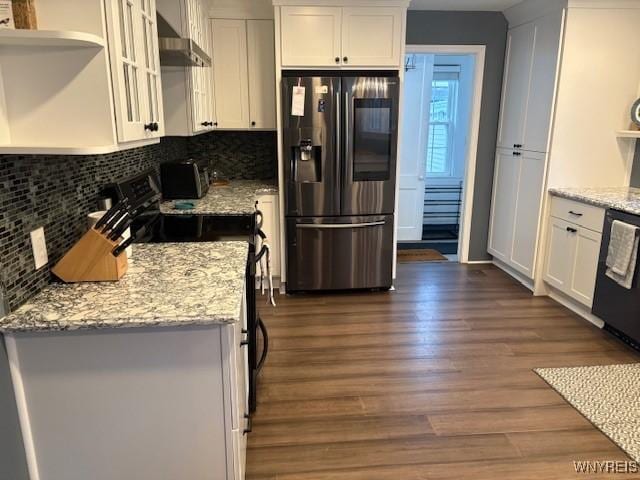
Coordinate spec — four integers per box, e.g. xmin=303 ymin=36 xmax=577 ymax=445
xmin=549 ymin=187 xmax=640 ymax=215
xmin=160 ymin=180 xmax=278 ymax=216
xmin=0 ymin=242 xmax=248 ymax=334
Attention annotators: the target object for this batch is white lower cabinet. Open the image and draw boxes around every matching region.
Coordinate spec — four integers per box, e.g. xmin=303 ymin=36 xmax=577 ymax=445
xmin=222 ymin=295 xmax=249 ymax=480
xmin=544 ymin=198 xmax=604 ymax=308
xmin=256 ymin=193 xmax=281 ymax=279
xmin=488 ymin=148 xmax=546 ymax=278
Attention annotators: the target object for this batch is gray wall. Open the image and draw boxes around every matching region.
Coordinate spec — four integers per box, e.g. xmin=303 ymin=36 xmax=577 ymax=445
xmin=0 ymin=340 xmax=29 ymax=480
xmin=406 ymin=11 xmax=508 ymax=261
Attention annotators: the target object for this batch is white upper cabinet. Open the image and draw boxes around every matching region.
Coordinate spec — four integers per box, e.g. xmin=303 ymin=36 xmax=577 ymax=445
xmin=107 ymin=0 xmax=164 ymax=143
xmin=158 ymin=0 xmax=214 ymax=136
xmin=341 ymin=7 xmax=402 ymax=67
xmin=497 ymin=10 xmax=563 ymax=153
xmin=210 ymin=18 xmax=277 ymax=130
xmin=496 ymin=22 xmax=534 ymax=151
xmin=523 ymin=11 xmax=563 ymax=153
xmin=247 ymin=20 xmax=277 ymax=129
xmin=279 ymin=5 xmax=406 ymax=68
xmin=212 ymin=19 xmax=251 ymax=129
xmin=280 ymin=6 xmax=342 ymax=67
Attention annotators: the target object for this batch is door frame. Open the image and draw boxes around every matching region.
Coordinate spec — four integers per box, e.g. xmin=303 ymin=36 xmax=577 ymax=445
xmin=397 ymin=44 xmax=486 ymax=264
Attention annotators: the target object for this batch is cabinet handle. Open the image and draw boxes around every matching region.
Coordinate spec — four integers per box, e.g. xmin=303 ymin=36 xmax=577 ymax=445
xmin=566 ymin=227 xmax=578 ymax=233
xmin=513 ymin=151 xmax=521 ymax=156
xmin=568 ymin=210 xmax=583 ymax=217
xmin=144 ymin=122 xmax=159 ymax=132
xmin=213 ymin=122 xmax=218 ymax=127
xmin=201 ymin=121 xmax=213 ymax=127
xmin=513 ymin=144 xmax=523 ymax=149
xmin=343 ymin=56 xmax=348 ymax=63
xmin=335 ymin=56 xmax=340 ymax=63
xmin=243 ymin=413 xmax=252 ymax=435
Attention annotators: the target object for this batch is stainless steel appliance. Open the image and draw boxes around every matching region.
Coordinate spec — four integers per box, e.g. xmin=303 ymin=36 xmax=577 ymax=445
xmin=160 ymin=160 xmax=210 ymax=199
xmin=593 ymin=209 xmax=640 ymax=349
xmin=282 ymin=72 xmax=399 ymax=291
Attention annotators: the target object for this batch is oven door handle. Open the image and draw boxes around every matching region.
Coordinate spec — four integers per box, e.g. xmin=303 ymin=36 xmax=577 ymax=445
xmin=296 ymin=221 xmax=385 ymax=230
xmin=256 ymin=317 xmax=269 ymax=374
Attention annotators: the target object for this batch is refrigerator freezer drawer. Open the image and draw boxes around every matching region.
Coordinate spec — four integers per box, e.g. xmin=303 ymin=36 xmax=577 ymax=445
xmin=286 ymin=215 xmax=394 ymax=291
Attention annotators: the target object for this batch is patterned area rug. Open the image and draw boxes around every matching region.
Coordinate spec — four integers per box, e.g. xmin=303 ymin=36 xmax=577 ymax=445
xmin=535 ymin=364 xmax=640 ymax=461
xmin=397 ymin=249 xmax=448 ymax=262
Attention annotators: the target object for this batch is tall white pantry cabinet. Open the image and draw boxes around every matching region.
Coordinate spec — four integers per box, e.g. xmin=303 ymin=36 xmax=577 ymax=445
xmin=488 ymin=0 xmax=640 ymax=287
xmin=0 ymin=0 xmax=164 ymax=154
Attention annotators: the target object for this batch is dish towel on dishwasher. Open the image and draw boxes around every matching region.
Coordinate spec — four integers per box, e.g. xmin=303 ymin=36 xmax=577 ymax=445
xmin=606 ymin=220 xmax=639 ymax=289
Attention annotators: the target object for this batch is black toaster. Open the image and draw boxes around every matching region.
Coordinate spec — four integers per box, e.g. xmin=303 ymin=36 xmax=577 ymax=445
xmin=160 ymin=160 xmax=210 ymax=199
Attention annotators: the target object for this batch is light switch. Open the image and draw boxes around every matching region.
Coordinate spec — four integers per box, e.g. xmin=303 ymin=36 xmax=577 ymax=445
xmin=30 ymin=227 xmax=49 ymax=270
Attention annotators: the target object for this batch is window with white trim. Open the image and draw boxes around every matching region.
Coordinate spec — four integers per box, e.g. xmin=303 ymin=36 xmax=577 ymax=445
xmin=426 ymin=67 xmax=460 ymax=177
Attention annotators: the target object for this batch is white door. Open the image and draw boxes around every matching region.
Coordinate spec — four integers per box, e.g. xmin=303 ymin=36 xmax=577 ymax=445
xmin=341 ymin=7 xmax=403 ymax=67
xmin=522 ymin=10 xmax=563 ymax=153
xmin=544 ymin=217 xmax=576 ymax=290
xmin=280 ymin=6 xmax=342 ymax=67
xmin=398 ymin=54 xmax=434 ymax=241
xmin=211 ymin=19 xmax=250 ymax=129
xmin=569 ymin=227 xmax=602 ymax=307
xmin=247 ymin=20 xmax=276 ymax=130
xmin=496 ymin=22 xmax=535 ymax=151
xmin=487 ymin=148 xmax=519 ymax=262
xmin=510 ymin=151 xmax=546 ymax=277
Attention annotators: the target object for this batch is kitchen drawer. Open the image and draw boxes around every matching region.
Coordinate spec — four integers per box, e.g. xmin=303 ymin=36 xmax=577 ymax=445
xmin=550 ymin=196 xmax=605 ymax=233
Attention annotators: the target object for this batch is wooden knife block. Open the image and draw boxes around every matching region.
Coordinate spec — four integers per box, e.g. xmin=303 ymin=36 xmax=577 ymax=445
xmin=52 ymin=228 xmax=128 ymax=283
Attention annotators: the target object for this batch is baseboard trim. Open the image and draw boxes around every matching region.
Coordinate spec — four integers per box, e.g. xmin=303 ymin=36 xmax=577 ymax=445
xmin=465 ymin=260 xmax=493 ymax=264
xmin=547 ymin=288 xmax=605 ymax=329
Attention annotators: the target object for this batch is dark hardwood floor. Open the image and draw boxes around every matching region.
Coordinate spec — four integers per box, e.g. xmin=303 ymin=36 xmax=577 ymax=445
xmin=250 ymin=262 xmax=640 ymax=479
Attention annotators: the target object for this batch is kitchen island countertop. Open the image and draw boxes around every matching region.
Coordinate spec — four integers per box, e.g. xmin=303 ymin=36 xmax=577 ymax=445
xmin=549 ymin=187 xmax=640 ymax=215
xmin=160 ymin=180 xmax=278 ymax=216
xmin=0 ymin=242 xmax=248 ymax=333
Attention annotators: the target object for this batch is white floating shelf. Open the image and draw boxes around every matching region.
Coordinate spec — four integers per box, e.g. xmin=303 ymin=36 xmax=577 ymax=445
xmin=0 ymin=141 xmax=160 ymax=156
xmin=616 ymin=130 xmax=640 ymax=138
xmin=0 ymin=29 xmax=105 ymax=48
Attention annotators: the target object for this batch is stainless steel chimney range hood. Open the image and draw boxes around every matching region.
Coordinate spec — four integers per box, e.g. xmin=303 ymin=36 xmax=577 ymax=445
xmin=157 ymin=12 xmax=211 ymax=67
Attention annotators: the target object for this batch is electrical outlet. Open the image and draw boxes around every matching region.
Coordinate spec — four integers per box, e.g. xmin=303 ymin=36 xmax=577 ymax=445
xmin=30 ymin=227 xmax=49 ymax=270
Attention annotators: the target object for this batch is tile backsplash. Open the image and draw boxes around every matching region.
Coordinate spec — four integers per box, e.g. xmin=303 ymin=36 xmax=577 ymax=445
xmin=187 ymin=131 xmax=277 ymax=180
xmin=0 ymin=131 xmax=276 ymax=312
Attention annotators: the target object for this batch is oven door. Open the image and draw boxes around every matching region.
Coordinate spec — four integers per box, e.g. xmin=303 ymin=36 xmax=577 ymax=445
xmin=286 ymin=215 xmax=393 ymax=291
xmin=592 ymin=209 xmax=640 ymax=343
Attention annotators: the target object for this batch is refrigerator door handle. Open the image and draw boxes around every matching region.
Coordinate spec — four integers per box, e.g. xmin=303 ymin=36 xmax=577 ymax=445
xmin=344 ymin=91 xmax=352 ymax=184
xmin=336 ymin=90 xmax=341 ymax=185
xmin=296 ymin=221 xmax=386 ymax=230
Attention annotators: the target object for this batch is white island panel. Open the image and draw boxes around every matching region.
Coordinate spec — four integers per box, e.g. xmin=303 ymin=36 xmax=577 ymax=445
xmin=7 ymin=326 xmax=231 ymax=480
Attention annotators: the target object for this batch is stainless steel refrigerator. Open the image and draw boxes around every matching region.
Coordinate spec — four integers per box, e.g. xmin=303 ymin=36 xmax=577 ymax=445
xmin=283 ymin=73 xmax=399 ymax=291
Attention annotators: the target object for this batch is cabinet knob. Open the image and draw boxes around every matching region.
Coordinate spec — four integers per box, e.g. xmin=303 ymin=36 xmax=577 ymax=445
xmin=213 ymin=122 xmax=218 ymax=127
xmin=335 ymin=56 xmax=340 ymax=63
xmin=251 ymin=121 xmax=256 ymax=127
xmin=343 ymin=56 xmax=348 ymax=63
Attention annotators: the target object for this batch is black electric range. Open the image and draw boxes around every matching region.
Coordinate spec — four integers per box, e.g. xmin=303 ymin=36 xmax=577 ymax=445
xmin=103 ymin=169 xmax=268 ymax=415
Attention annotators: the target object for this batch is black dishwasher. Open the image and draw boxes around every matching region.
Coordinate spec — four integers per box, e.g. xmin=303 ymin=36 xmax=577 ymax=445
xmin=592 ymin=209 xmax=640 ymax=348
